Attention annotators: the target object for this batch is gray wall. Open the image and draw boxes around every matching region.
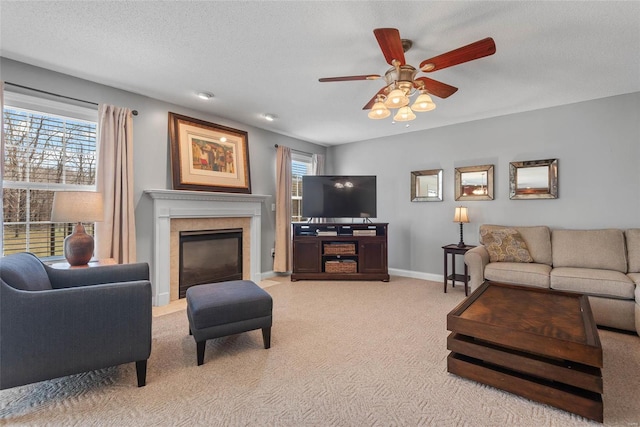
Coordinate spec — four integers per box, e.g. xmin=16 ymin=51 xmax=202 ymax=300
xmin=328 ymin=93 xmax=640 ymax=281
xmin=0 ymin=58 xmax=327 ymax=274
xmin=3 ymin=57 xmax=639 ymax=282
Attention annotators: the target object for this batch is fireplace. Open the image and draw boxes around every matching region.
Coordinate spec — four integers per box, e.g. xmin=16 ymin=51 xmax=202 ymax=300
xmin=145 ymin=189 xmax=268 ymax=306
xmin=179 ymin=228 xmax=243 ymax=298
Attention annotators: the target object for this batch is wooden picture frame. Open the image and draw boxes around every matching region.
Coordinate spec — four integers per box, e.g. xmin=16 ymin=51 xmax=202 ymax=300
xmin=169 ymin=112 xmax=251 ymax=193
xmin=455 ymin=164 xmax=494 ymax=201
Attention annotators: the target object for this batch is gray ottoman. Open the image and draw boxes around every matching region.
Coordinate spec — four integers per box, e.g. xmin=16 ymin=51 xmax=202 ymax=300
xmin=186 ymin=280 xmax=273 ymax=365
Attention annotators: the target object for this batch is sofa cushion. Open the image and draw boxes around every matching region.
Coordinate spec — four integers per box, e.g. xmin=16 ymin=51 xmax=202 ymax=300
xmin=626 ymin=229 xmax=640 ymax=273
xmin=552 ymin=229 xmax=627 ymax=273
xmin=480 ymin=225 xmax=552 ymax=265
xmin=481 ymin=228 xmax=533 ymax=263
xmin=484 ymin=262 xmax=551 ymax=288
xmin=0 ymin=252 xmax=52 ymax=291
xmin=628 ymin=272 xmax=640 ymax=286
xmin=551 ymin=267 xmax=635 ymax=299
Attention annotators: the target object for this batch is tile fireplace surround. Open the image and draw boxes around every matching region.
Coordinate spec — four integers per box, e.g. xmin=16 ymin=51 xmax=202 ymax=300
xmin=144 ymin=190 xmax=269 ymax=306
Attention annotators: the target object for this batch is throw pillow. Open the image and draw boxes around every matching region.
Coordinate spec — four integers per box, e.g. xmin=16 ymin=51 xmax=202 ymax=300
xmin=481 ymin=228 xmax=534 ymax=263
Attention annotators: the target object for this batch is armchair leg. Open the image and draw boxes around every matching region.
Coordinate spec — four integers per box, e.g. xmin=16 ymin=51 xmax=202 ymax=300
xmin=196 ymin=340 xmax=206 ymax=366
xmin=136 ymin=360 xmax=147 ymax=387
xmin=262 ymin=327 xmax=271 ymax=349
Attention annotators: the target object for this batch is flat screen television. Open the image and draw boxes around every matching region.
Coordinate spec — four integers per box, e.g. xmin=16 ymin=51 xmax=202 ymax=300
xmin=302 ymin=175 xmax=377 ymax=219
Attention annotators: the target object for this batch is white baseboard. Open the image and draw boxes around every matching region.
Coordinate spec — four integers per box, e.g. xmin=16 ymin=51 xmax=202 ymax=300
xmin=388 ymin=268 xmax=442 ymax=283
xmin=260 ymin=270 xmax=287 ymax=281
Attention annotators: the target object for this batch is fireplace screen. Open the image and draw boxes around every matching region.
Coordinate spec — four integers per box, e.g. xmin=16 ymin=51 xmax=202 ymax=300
xmin=179 ymin=228 xmax=242 ymax=298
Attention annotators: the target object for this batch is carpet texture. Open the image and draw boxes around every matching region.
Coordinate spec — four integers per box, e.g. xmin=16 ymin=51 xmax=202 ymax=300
xmin=1 ymin=276 xmax=639 ymax=426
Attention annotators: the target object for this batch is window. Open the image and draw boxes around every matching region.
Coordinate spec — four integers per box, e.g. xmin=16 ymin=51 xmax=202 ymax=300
xmin=2 ymin=92 xmax=98 ymax=258
xmin=291 ymin=153 xmax=312 ymax=222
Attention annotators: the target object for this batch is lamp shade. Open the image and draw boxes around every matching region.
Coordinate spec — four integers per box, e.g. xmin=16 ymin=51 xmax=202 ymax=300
xmin=393 ymin=106 xmax=416 ymax=122
xmin=411 ymin=92 xmax=436 ymax=112
xmin=368 ymin=100 xmax=391 ymax=119
xmin=453 ymin=206 xmax=469 ymax=223
xmin=384 ymin=88 xmax=410 ymax=108
xmin=51 ymin=191 xmax=104 ymax=223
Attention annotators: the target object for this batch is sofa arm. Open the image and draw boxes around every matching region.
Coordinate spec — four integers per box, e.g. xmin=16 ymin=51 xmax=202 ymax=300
xmin=46 ymin=262 xmax=150 ymax=289
xmin=465 ymin=246 xmax=490 ymax=292
xmin=0 ymin=279 xmax=151 ymax=390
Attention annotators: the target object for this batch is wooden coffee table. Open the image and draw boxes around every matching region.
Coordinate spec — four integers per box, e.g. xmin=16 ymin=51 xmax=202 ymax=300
xmin=446 ymin=281 xmax=603 ymax=422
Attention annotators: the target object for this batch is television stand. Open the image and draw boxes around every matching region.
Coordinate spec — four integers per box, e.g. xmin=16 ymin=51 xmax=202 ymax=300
xmin=291 ymin=223 xmax=389 ymax=282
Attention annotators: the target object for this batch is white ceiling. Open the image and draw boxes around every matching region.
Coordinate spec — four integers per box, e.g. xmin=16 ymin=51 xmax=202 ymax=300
xmin=1 ymin=1 xmax=639 ymax=146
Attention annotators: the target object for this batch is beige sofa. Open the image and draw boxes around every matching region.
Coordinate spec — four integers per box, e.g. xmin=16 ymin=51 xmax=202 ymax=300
xmin=464 ymin=225 xmax=640 ymax=334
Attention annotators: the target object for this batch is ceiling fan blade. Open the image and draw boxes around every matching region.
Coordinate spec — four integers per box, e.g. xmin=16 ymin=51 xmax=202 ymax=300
xmin=420 ymin=37 xmax=496 ymax=72
xmin=413 ymin=77 xmax=458 ymax=99
xmin=319 ymin=75 xmax=381 ymax=82
xmin=373 ymin=28 xmax=406 ymax=66
xmin=362 ymin=87 xmax=388 ymax=110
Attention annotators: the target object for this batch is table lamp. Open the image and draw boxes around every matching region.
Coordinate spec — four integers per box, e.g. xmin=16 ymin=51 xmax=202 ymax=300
xmin=51 ymin=191 xmax=104 ymax=266
xmin=453 ymin=206 xmax=470 ymax=248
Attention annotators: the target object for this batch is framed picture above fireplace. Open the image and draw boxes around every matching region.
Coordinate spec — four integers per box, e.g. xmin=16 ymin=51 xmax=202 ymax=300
xmin=169 ymin=112 xmax=251 ymax=193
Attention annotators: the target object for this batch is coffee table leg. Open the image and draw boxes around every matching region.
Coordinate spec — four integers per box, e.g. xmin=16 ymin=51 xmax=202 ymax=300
xmin=464 ymin=263 xmax=469 ymax=296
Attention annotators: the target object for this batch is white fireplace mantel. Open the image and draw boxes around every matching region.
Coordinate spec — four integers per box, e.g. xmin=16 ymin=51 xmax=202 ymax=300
xmin=144 ymin=189 xmax=269 ymax=306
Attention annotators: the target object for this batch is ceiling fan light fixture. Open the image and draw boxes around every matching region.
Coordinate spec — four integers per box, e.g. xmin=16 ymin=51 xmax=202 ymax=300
xmin=412 ymin=92 xmax=436 ymax=112
xmin=393 ymin=106 xmax=416 ymax=122
xmin=368 ymin=100 xmax=390 ymax=119
xmin=384 ymin=88 xmax=409 ymax=108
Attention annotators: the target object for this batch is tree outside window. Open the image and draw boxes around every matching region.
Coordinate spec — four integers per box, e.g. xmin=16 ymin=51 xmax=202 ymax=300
xmin=2 ymin=93 xmax=97 ymax=258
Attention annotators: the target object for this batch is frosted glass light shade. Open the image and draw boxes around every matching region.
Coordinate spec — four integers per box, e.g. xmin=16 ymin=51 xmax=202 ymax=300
xmin=384 ymin=89 xmax=409 ymax=108
xmin=393 ymin=106 xmax=416 ymax=122
xmin=368 ymin=101 xmax=391 ymax=119
xmin=412 ymin=93 xmax=436 ymax=112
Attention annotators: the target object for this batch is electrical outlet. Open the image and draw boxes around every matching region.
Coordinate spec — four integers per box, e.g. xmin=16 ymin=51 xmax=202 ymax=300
xmin=270 ymin=248 xmax=275 ymax=257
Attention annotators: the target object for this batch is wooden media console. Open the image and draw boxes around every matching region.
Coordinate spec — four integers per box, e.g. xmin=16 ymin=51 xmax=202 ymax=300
xmin=291 ymin=222 xmax=389 ymax=281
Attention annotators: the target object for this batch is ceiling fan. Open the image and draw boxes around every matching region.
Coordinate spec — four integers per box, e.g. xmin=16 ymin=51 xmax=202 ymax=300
xmin=319 ymin=28 xmax=496 ymax=121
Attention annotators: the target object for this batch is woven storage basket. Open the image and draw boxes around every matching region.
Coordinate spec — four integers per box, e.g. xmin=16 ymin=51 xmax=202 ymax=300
xmin=325 ymin=260 xmax=357 ymax=273
xmin=324 ymin=243 xmax=356 ymax=255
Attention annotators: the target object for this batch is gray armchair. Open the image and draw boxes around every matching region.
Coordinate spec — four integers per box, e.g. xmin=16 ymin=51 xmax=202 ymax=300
xmin=0 ymin=252 xmax=152 ymax=390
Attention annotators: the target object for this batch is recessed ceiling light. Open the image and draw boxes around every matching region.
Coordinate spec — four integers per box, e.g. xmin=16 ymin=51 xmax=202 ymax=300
xmin=197 ymin=92 xmax=214 ymax=100
xmin=263 ymin=113 xmax=277 ymax=122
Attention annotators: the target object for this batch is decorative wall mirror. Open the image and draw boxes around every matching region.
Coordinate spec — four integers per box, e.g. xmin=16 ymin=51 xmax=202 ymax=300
xmin=509 ymin=158 xmax=558 ymax=199
xmin=411 ymin=169 xmax=443 ymax=202
xmin=455 ymin=164 xmax=494 ymax=201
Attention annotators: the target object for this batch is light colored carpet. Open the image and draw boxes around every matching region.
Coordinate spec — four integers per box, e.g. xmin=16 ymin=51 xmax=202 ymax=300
xmin=1 ymin=276 xmax=639 ymax=426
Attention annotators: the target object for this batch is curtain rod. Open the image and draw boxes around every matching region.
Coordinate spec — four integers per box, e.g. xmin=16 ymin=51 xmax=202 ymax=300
xmin=4 ymin=82 xmax=138 ymax=116
xmin=274 ymin=144 xmax=312 ymax=156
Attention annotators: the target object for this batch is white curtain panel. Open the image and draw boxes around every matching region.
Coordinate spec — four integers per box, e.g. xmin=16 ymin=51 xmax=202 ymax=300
xmin=0 ymin=83 xmax=4 ymax=251
xmin=95 ymin=104 xmax=136 ymax=263
xmin=312 ymin=153 xmax=325 ymax=176
xmin=274 ymin=145 xmax=292 ymax=272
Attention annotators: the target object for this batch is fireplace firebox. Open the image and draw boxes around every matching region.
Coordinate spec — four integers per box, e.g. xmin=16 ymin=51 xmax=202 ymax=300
xmin=179 ymin=228 xmax=243 ymax=298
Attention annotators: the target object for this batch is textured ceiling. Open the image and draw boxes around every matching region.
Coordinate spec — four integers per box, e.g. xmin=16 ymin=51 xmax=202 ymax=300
xmin=1 ymin=1 xmax=639 ymax=145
